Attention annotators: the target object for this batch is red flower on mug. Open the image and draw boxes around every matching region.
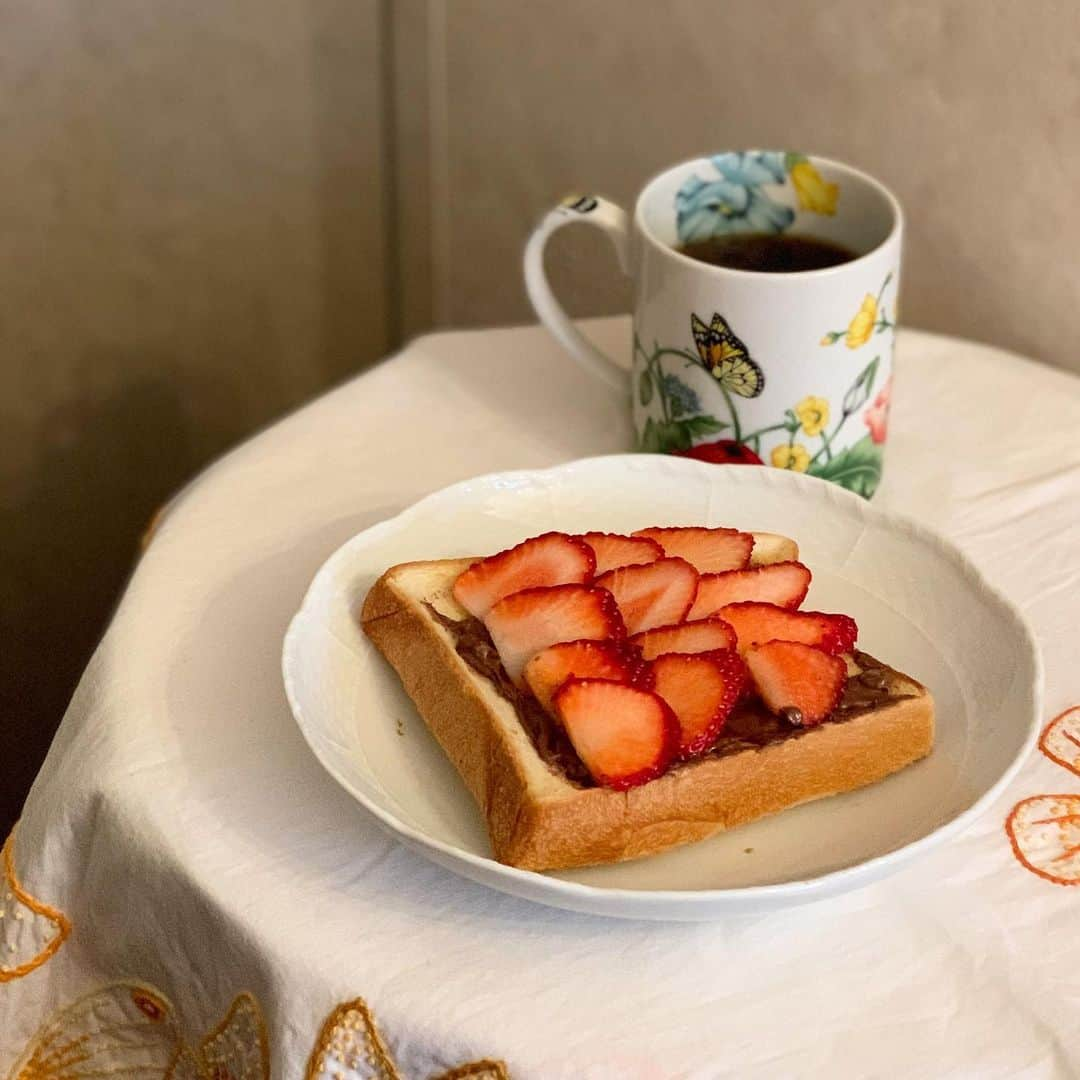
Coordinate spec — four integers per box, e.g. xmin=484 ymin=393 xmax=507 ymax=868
xmin=674 ymin=439 xmax=764 ymax=466
xmin=863 ymin=375 xmax=892 ymax=444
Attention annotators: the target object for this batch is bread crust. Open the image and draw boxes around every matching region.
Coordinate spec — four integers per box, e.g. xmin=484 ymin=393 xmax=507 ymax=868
xmin=361 ymin=554 xmax=935 ymax=871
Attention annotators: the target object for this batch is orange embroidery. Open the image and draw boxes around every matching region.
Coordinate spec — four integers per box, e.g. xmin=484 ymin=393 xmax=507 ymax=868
xmin=8 ymin=985 xmax=270 ymax=1080
xmin=305 ymin=998 xmax=510 ymax=1080
xmin=195 ymin=992 xmax=270 ymax=1080
xmin=305 ymin=998 xmax=401 ymax=1080
xmin=0 ymin=826 xmax=72 ymax=982
xmin=1039 ymin=706 xmax=1080 ymax=778
xmin=7 ymin=981 xmax=183 ymax=1079
xmin=432 ymin=1062 xmax=510 ymax=1080
xmin=1006 ymin=794 xmax=1080 ymax=886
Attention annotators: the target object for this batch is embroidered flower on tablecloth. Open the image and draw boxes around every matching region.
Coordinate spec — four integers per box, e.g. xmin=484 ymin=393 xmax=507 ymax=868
xmin=8 ymin=984 xmax=270 ymax=1080
xmin=1006 ymin=795 xmax=1080 ymax=886
xmin=0 ymin=827 xmax=71 ymax=982
xmin=305 ymin=998 xmax=510 ymax=1080
xmin=1040 ymin=706 xmax=1080 ymax=777
xmin=6 ymin=982 xmax=182 ymax=1078
xmin=1006 ymin=706 xmax=1080 ymax=886
xmin=196 ymin=993 xmax=270 ymax=1080
xmin=10 ymin=982 xmax=511 ymax=1079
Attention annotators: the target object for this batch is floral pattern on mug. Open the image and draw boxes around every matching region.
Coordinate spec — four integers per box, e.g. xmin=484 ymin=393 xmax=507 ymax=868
xmin=789 ymin=158 xmax=838 ymax=215
xmin=771 ymin=444 xmax=811 ymax=472
xmin=821 ymin=273 xmax=895 ymax=348
xmin=794 ymin=395 xmax=830 ymax=437
xmin=863 ymin=376 xmax=892 ymax=444
xmin=675 ymin=152 xmax=838 ymax=244
xmin=635 ymin=314 xmax=888 ymax=498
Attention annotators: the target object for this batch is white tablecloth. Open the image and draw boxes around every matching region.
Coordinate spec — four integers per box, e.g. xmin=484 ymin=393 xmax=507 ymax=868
xmin=4 ymin=319 xmax=1079 ymax=1078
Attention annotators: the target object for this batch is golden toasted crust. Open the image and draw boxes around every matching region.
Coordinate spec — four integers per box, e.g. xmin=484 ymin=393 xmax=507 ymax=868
xmin=361 ymin=547 xmax=935 ymax=871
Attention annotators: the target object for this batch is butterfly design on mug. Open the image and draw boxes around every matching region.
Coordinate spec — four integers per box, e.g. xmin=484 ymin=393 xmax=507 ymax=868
xmin=690 ymin=312 xmax=764 ymax=399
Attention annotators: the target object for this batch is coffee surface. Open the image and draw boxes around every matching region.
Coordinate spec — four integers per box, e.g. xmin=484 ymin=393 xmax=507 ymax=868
xmin=678 ymin=233 xmax=857 ymax=273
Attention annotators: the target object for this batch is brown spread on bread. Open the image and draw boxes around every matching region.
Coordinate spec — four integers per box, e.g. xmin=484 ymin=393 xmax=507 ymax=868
xmin=429 ymin=604 xmax=916 ymax=786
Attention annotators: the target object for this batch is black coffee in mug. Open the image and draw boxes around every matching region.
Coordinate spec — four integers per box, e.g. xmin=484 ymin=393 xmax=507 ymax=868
xmin=677 ymin=233 xmax=857 ymax=273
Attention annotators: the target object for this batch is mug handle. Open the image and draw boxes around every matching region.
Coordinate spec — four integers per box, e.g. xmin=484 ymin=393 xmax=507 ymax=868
xmin=524 ymin=194 xmax=630 ymax=393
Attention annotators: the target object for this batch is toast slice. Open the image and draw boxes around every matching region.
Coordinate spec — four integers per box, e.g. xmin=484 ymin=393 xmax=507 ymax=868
xmin=361 ymin=534 xmax=934 ymax=871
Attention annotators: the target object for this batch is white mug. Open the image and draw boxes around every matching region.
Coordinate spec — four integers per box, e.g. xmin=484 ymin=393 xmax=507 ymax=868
xmin=524 ymin=152 xmax=902 ymax=498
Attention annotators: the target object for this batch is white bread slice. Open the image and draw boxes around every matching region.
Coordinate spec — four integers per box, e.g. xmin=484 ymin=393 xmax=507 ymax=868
xmin=748 ymin=531 xmax=798 ymax=566
xmin=361 ymin=534 xmax=934 ymax=871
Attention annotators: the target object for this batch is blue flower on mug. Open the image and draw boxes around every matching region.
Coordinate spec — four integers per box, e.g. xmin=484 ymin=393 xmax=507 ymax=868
xmin=675 ymin=152 xmax=795 ymax=244
xmin=660 ymin=373 xmax=701 ymax=417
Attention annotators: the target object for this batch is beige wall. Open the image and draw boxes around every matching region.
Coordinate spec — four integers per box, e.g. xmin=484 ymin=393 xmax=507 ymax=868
xmin=406 ymin=0 xmax=1080 ymax=376
xmin=4 ymin=0 xmax=1080 ymax=829
xmin=0 ymin=0 xmax=390 ymax=830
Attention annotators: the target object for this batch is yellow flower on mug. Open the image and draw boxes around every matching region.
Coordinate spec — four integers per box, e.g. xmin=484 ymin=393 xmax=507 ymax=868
xmin=820 ymin=273 xmax=894 ymax=349
xmin=845 ymin=294 xmax=877 ymax=349
xmin=790 ymin=161 xmax=838 ymax=216
xmin=771 ymin=443 xmax=811 ymax=472
xmin=794 ymin=395 xmax=830 ymax=437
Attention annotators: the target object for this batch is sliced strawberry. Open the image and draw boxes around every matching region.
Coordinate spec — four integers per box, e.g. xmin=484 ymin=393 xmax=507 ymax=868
xmin=651 ymin=650 xmax=748 ymax=758
xmin=484 ymin=585 xmax=624 ymax=686
xmin=718 ymin=602 xmax=858 ymax=656
xmin=630 ymin=617 xmax=737 ymax=661
xmin=745 ymin=641 xmax=847 ymax=726
xmin=524 ymin=639 xmax=638 ymax=716
xmin=578 ymin=531 xmax=663 ymax=576
xmin=633 ymin=526 xmax=754 ymax=573
xmin=453 ymin=532 xmax=595 ymax=618
xmin=689 ymin=561 xmax=811 ymax=618
xmin=594 ymin=557 xmax=699 ymax=635
xmin=554 ymin=678 xmax=679 ymax=790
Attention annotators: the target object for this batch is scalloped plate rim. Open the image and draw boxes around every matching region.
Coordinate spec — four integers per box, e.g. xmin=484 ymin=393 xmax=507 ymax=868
xmin=283 ymin=454 xmax=1043 ymax=919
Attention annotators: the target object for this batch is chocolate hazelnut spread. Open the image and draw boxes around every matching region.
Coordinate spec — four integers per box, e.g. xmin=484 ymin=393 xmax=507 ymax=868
xmin=429 ymin=607 xmax=913 ymax=785
xmin=426 ymin=605 xmax=593 ymax=785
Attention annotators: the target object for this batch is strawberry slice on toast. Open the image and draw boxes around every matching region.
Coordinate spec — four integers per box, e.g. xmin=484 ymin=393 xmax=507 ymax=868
xmin=524 ymin=639 xmax=640 ymax=716
xmin=578 ymin=531 xmax=664 ymax=576
xmin=633 ymin=526 xmax=754 ymax=573
xmin=689 ymin=561 xmax=811 ymax=618
xmin=630 ymin=617 xmax=737 ymax=661
xmin=745 ymin=641 xmax=847 ymax=726
xmin=719 ymin=601 xmax=858 ymax=656
xmin=484 ymin=584 xmax=625 ymax=686
xmin=650 ymin=650 xmax=748 ymax=758
xmin=594 ymin=557 xmax=699 ymax=635
xmin=453 ymin=531 xmax=595 ymax=618
xmin=554 ymin=678 xmax=679 ymax=790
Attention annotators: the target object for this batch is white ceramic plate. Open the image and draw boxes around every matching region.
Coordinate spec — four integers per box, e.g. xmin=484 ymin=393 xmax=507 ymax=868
xmin=283 ymin=455 xmax=1042 ymax=920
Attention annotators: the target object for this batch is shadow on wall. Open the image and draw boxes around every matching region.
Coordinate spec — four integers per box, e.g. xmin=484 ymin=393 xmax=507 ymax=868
xmin=0 ymin=361 xmax=241 ymax=836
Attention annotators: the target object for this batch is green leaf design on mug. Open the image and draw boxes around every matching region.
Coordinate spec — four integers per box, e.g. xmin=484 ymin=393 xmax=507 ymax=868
xmin=842 ymin=355 xmax=880 ymax=416
xmin=682 ymin=415 xmax=727 ymax=439
xmin=808 ymin=434 xmax=883 ymax=498
xmin=638 ymin=369 xmax=654 ymax=406
xmin=638 ymin=415 xmax=727 ymax=454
